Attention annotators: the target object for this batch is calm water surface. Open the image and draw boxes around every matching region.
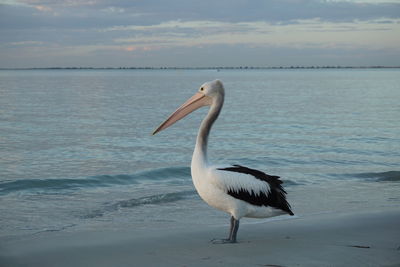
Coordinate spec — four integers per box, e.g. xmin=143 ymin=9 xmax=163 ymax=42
xmin=0 ymin=69 xmax=399 ymax=239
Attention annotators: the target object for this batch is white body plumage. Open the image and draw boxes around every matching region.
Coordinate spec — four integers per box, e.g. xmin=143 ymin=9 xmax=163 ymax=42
xmin=191 ymin=152 xmax=286 ymax=220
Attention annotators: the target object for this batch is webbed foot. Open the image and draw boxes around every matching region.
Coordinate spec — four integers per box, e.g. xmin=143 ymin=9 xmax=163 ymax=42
xmin=210 ymin=238 xmax=237 ymax=244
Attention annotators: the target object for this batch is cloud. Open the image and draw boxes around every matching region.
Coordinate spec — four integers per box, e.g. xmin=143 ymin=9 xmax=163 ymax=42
xmin=1 ymin=0 xmax=400 ymax=67
xmin=108 ymin=18 xmax=400 ymax=51
xmin=9 ymin=40 xmax=43 ymax=46
xmin=4 ymin=0 xmax=400 ymax=27
xmin=1 ymin=1 xmax=399 ymax=35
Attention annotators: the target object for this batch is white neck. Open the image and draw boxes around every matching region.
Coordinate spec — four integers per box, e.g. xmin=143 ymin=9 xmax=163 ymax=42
xmin=191 ymin=95 xmax=224 ymax=168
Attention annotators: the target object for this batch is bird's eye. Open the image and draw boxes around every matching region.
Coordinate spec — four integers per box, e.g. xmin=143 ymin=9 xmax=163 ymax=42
xmin=200 ymin=87 xmax=204 ymax=91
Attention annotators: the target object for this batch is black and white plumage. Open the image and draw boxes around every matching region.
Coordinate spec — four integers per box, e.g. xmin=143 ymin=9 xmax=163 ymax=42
xmin=153 ymin=80 xmax=293 ymax=243
xmin=218 ymin=164 xmax=294 ymax=216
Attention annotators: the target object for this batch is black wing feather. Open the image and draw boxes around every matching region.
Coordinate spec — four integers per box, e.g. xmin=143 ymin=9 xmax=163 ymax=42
xmin=217 ymin=164 xmax=294 ymax=215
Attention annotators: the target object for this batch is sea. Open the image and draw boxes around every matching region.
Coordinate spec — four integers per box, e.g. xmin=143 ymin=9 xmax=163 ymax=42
xmin=0 ymin=69 xmax=399 ymax=241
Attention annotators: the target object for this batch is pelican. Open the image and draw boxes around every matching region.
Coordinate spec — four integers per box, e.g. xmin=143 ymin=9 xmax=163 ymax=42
xmin=153 ymin=80 xmax=293 ymax=243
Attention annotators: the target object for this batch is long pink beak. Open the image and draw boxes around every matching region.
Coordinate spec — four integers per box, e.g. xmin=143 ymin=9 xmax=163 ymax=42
xmin=152 ymin=92 xmax=211 ymax=135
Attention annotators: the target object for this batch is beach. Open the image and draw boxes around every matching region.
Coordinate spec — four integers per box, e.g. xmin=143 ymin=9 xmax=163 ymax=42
xmin=1 ymin=69 xmax=399 ymax=267
xmin=1 ymin=209 xmax=399 ymax=267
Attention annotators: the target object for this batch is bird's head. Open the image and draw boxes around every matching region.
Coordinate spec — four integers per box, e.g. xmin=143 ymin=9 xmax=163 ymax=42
xmin=152 ymin=79 xmax=224 ymax=135
xmin=199 ymin=79 xmax=225 ymax=99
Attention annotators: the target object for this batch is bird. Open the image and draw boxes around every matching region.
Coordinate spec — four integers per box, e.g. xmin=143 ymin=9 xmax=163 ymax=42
xmin=153 ymin=79 xmax=293 ymax=243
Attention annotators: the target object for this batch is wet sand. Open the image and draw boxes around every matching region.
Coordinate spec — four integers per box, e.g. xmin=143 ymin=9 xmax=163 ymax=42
xmin=1 ymin=210 xmax=399 ymax=267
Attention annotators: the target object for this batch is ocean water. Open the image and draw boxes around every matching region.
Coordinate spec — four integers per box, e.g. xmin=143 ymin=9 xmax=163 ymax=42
xmin=0 ymin=69 xmax=399 ymax=240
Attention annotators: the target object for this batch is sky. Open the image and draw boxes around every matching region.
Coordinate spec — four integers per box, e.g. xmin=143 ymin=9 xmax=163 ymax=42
xmin=1 ymin=0 xmax=400 ymax=68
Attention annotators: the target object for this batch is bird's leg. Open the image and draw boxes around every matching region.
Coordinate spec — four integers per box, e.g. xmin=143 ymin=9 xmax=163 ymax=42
xmin=227 ymin=216 xmax=235 ymax=240
xmin=210 ymin=216 xmax=239 ymax=244
xmin=230 ymin=217 xmax=240 ymax=242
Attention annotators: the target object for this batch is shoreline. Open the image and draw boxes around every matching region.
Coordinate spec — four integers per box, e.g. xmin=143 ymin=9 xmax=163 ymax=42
xmin=1 ymin=209 xmax=399 ymax=267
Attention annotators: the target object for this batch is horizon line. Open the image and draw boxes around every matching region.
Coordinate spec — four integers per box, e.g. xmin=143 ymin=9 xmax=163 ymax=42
xmin=1 ymin=65 xmax=400 ymax=70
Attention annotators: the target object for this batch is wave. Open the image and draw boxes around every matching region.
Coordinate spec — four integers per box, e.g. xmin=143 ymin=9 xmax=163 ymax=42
xmin=282 ymin=180 xmax=303 ymax=186
xmin=113 ymin=190 xmax=196 ymax=208
xmin=351 ymin=171 xmax=400 ymax=182
xmin=84 ymin=190 xmax=197 ymax=218
xmin=0 ymin=166 xmax=191 ymax=195
xmin=0 ymin=165 xmax=302 ymax=196
xmin=330 ymin=171 xmax=400 ymax=182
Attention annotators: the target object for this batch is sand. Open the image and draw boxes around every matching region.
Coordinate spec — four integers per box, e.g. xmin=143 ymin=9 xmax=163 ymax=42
xmin=1 ymin=210 xmax=399 ymax=267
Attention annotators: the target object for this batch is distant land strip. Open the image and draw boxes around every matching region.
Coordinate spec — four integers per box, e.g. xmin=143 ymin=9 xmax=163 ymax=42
xmin=1 ymin=66 xmax=399 ymax=70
